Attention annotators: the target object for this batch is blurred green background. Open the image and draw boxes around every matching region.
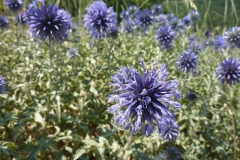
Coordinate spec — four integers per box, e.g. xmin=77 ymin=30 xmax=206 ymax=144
xmin=1 ymin=0 xmax=240 ymax=32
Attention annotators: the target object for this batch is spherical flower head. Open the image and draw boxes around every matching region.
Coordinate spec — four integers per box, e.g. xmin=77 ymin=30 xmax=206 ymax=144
xmin=4 ymin=0 xmax=23 ymax=12
xmin=169 ymin=19 xmax=184 ymax=33
xmin=166 ymin=13 xmax=176 ymax=23
xmin=213 ymin=35 xmax=226 ymax=51
xmin=155 ymin=25 xmax=175 ymax=49
xmin=176 ymin=51 xmax=198 ymax=73
xmin=182 ymin=15 xmax=191 ymax=27
xmin=108 ymin=61 xmax=181 ymax=139
xmin=223 ymin=26 xmax=240 ymax=48
xmin=126 ymin=5 xmax=138 ymax=18
xmin=187 ymin=42 xmax=202 ymax=54
xmin=15 ymin=12 xmax=28 ymax=25
xmin=0 ymin=76 xmax=7 ymax=94
xmin=26 ymin=3 xmax=71 ymax=41
xmin=155 ymin=14 xmax=168 ymax=25
xmin=66 ymin=48 xmax=79 ymax=58
xmin=121 ymin=19 xmax=136 ymax=34
xmin=0 ymin=16 xmax=9 ymax=28
xmin=216 ymin=58 xmax=240 ymax=85
xmin=151 ymin=4 xmax=162 ymax=16
xmin=134 ymin=9 xmax=154 ymax=31
xmin=83 ymin=1 xmax=117 ymax=39
xmin=188 ymin=10 xmax=200 ymax=22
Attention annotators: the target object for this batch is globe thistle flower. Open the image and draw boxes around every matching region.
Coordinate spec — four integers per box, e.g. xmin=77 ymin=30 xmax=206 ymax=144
xmin=4 ymin=0 xmax=23 ymax=12
xmin=188 ymin=10 xmax=200 ymax=22
xmin=0 ymin=16 xmax=9 ymax=28
xmin=15 ymin=12 xmax=28 ymax=25
xmin=155 ymin=14 xmax=168 ymax=25
xmin=134 ymin=9 xmax=154 ymax=31
xmin=108 ymin=61 xmax=181 ymax=140
xmin=223 ymin=26 xmax=240 ymax=48
xmin=176 ymin=51 xmax=198 ymax=73
xmin=120 ymin=10 xmax=129 ymax=20
xmin=154 ymin=146 xmax=181 ymax=160
xmin=83 ymin=1 xmax=117 ymax=39
xmin=213 ymin=36 xmax=226 ymax=51
xmin=181 ymin=15 xmax=191 ymax=27
xmin=216 ymin=58 xmax=240 ymax=85
xmin=0 ymin=76 xmax=7 ymax=94
xmin=66 ymin=48 xmax=79 ymax=58
xmin=166 ymin=13 xmax=176 ymax=23
xmin=187 ymin=42 xmax=203 ymax=54
xmin=151 ymin=4 xmax=162 ymax=16
xmin=169 ymin=19 xmax=184 ymax=33
xmin=121 ymin=19 xmax=136 ymax=34
xmin=26 ymin=3 xmax=72 ymax=41
xmin=155 ymin=25 xmax=175 ymax=49
xmin=202 ymin=37 xmax=214 ymax=48
xmin=126 ymin=5 xmax=138 ymax=18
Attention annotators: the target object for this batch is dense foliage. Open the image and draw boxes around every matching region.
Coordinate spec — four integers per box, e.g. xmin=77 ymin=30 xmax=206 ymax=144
xmin=0 ymin=0 xmax=240 ymax=160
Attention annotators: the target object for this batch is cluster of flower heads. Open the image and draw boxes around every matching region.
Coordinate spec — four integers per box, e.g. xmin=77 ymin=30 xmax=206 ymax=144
xmin=215 ymin=58 xmax=240 ymax=85
xmin=108 ymin=60 xmax=181 ymax=140
xmin=26 ymin=0 xmax=72 ymax=41
xmin=83 ymin=1 xmax=117 ymax=39
xmin=0 ymin=76 xmax=7 ymax=94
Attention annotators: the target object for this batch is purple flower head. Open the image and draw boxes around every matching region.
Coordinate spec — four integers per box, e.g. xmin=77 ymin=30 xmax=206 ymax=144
xmin=223 ymin=26 xmax=240 ymax=48
xmin=120 ymin=10 xmax=129 ymax=20
xmin=182 ymin=15 xmax=191 ymax=27
xmin=213 ymin=35 xmax=226 ymax=51
xmin=187 ymin=42 xmax=203 ymax=54
xmin=4 ymin=0 xmax=23 ymax=12
xmin=0 ymin=76 xmax=7 ymax=94
xmin=216 ymin=58 xmax=240 ymax=85
xmin=121 ymin=19 xmax=136 ymax=34
xmin=176 ymin=51 xmax=198 ymax=73
xmin=0 ymin=16 xmax=9 ymax=28
xmin=83 ymin=1 xmax=117 ymax=39
xmin=108 ymin=61 xmax=181 ymax=140
xmin=188 ymin=10 xmax=200 ymax=22
xmin=151 ymin=4 xmax=162 ymax=16
xmin=155 ymin=25 xmax=175 ymax=49
xmin=26 ymin=3 xmax=71 ymax=41
xmin=166 ymin=13 xmax=176 ymax=23
xmin=15 ymin=12 xmax=28 ymax=25
xmin=155 ymin=14 xmax=168 ymax=25
xmin=169 ymin=19 xmax=185 ymax=33
xmin=126 ymin=5 xmax=138 ymax=18
xmin=134 ymin=9 xmax=154 ymax=31
xmin=164 ymin=146 xmax=181 ymax=160
xmin=203 ymin=37 xmax=214 ymax=48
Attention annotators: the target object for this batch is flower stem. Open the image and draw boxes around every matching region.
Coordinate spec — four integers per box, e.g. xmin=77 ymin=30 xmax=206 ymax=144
xmin=118 ymin=132 xmax=134 ymax=159
xmin=47 ymin=39 xmax=53 ymax=110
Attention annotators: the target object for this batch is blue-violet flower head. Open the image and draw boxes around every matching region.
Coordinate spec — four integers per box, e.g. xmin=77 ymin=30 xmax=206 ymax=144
xmin=155 ymin=25 xmax=175 ymax=49
xmin=176 ymin=51 xmax=198 ymax=73
xmin=151 ymin=4 xmax=162 ymax=16
xmin=15 ymin=12 xmax=28 ymax=25
xmin=27 ymin=3 xmax=71 ymax=41
xmin=0 ymin=76 xmax=7 ymax=94
xmin=4 ymin=0 xmax=23 ymax=12
xmin=223 ymin=26 xmax=240 ymax=48
xmin=121 ymin=19 xmax=136 ymax=34
xmin=187 ymin=42 xmax=202 ymax=54
xmin=108 ymin=61 xmax=181 ymax=140
xmin=216 ymin=58 xmax=240 ymax=85
xmin=83 ymin=1 xmax=117 ymax=39
xmin=0 ymin=16 xmax=9 ymax=28
xmin=134 ymin=9 xmax=154 ymax=31
xmin=213 ymin=35 xmax=226 ymax=51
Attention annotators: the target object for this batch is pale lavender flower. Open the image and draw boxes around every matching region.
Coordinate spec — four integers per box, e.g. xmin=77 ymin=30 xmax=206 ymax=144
xmin=176 ymin=51 xmax=198 ymax=73
xmin=223 ymin=26 xmax=240 ymax=48
xmin=213 ymin=36 xmax=226 ymax=51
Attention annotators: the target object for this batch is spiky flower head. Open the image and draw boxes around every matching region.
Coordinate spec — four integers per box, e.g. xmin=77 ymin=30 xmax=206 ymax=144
xmin=155 ymin=25 xmax=175 ymax=49
xmin=216 ymin=58 xmax=240 ymax=85
xmin=176 ymin=51 xmax=198 ymax=73
xmin=151 ymin=4 xmax=162 ymax=16
xmin=187 ymin=42 xmax=203 ymax=54
xmin=83 ymin=1 xmax=117 ymax=39
xmin=0 ymin=76 xmax=7 ymax=94
xmin=188 ymin=10 xmax=200 ymax=22
xmin=0 ymin=16 xmax=9 ymax=28
xmin=169 ymin=18 xmax=184 ymax=33
xmin=26 ymin=2 xmax=71 ymax=41
xmin=134 ymin=9 xmax=154 ymax=31
xmin=223 ymin=26 xmax=240 ymax=48
xmin=120 ymin=5 xmax=138 ymax=20
xmin=182 ymin=15 xmax=191 ymax=27
xmin=121 ymin=19 xmax=136 ymax=34
xmin=4 ymin=0 xmax=23 ymax=12
xmin=15 ymin=12 xmax=28 ymax=25
xmin=66 ymin=48 xmax=79 ymax=58
xmin=213 ymin=36 xmax=226 ymax=51
xmin=108 ymin=61 xmax=181 ymax=140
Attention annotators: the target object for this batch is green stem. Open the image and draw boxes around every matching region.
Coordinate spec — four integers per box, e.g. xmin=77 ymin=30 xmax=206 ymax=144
xmin=118 ymin=132 xmax=134 ymax=159
xmin=47 ymin=39 xmax=53 ymax=110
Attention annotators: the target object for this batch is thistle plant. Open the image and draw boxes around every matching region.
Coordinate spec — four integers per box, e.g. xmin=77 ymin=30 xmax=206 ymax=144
xmin=223 ymin=26 xmax=240 ymax=48
xmin=0 ymin=16 xmax=9 ymax=28
xmin=4 ymin=0 xmax=23 ymax=13
xmin=83 ymin=1 xmax=117 ymax=39
xmin=108 ymin=60 xmax=181 ymax=140
xmin=134 ymin=9 xmax=154 ymax=32
xmin=155 ymin=25 xmax=175 ymax=49
xmin=0 ymin=76 xmax=7 ymax=94
xmin=176 ymin=51 xmax=198 ymax=73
